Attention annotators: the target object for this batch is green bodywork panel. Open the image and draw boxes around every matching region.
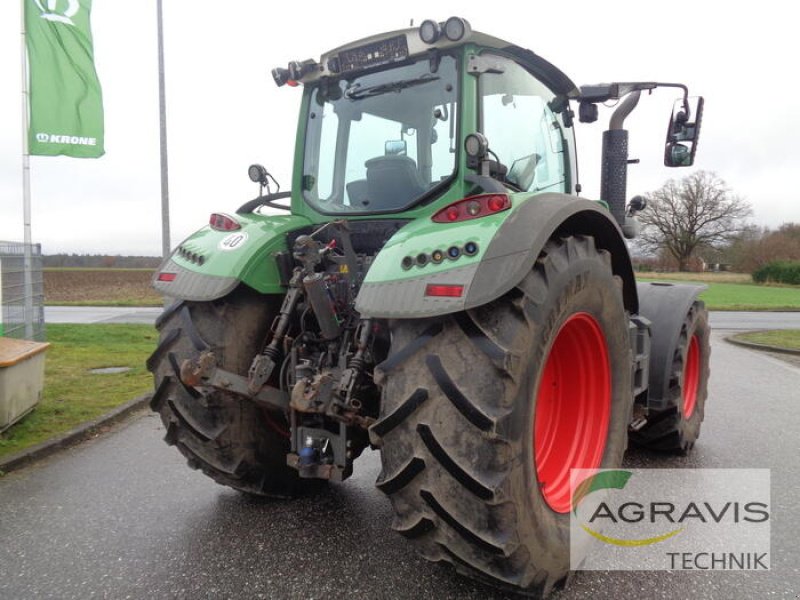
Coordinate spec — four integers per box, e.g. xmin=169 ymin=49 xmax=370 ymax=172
xmin=362 ymin=194 xmax=527 ymax=284
xmin=170 ymin=213 xmax=312 ymax=294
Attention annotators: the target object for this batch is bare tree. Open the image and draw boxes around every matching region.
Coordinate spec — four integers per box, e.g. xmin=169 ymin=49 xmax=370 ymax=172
xmin=726 ymin=222 xmax=800 ymax=272
xmin=639 ymin=171 xmax=752 ymax=271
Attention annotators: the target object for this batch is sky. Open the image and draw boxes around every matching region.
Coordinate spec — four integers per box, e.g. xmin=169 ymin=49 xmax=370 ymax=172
xmin=1 ymin=1 xmax=798 ymax=256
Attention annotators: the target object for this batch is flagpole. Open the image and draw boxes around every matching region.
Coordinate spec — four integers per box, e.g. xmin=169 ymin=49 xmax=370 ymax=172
xmin=20 ymin=0 xmax=34 ymax=340
xmin=157 ymin=0 xmax=171 ymax=267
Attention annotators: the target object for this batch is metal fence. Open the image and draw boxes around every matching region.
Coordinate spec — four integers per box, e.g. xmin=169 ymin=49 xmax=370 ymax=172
xmin=0 ymin=241 xmax=45 ymax=341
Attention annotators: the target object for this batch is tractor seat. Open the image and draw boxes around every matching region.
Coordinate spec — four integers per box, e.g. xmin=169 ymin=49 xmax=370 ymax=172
xmin=364 ymin=155 xmax=427 ymax=210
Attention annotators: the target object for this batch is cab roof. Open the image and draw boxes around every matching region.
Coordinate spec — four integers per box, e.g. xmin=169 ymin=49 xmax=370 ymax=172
xmin=293 ymin=24 xmax=580 ymax=99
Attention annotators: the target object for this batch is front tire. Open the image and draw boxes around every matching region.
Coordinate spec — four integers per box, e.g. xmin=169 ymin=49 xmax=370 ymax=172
xmin=373 ymin=235 xmax=633 ymax=596
xmin=147 ymin=286 xmax=301 ymax=497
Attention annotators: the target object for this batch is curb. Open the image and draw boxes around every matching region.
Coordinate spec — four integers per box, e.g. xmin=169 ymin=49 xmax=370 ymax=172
xmin=0 ymin=393 xmax=152 ymax=475
xmin=725 ymin=335 xmax=800 ymax=356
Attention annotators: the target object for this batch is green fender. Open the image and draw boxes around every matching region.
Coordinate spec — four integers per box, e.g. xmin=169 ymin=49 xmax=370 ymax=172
xmin=355 ymin=192 xmax=638 ymax=318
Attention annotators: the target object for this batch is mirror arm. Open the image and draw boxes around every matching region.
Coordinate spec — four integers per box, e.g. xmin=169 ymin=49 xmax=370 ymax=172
xmin=580 ymin=82 xmax=691 ymax=117
xmin=652 ymin=82 xmax=690 ymax=117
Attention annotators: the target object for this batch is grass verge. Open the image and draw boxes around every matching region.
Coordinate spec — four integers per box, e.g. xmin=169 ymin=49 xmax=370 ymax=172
xmin=637 ymin=276 xmax=800 ymax=311
xmin=731 ymin=330 xmax=800 ymax=352
xmin=0 ymin=324 xmax=156 ymax=461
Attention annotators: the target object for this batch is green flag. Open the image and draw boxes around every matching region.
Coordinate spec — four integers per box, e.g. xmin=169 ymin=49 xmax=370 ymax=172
xmin=25 ymin=0 xmax=105 ymax=158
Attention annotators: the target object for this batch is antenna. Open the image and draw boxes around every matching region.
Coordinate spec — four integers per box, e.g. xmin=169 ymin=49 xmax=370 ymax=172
xmin=409 ymin=19 xmax=414 ymax=27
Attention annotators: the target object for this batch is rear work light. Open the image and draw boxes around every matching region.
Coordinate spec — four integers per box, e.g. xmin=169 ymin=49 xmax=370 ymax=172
xmin=425 ymin=284 xmax=464 ymax=298
xmin=209 ymin=213 xmax=241 ymax=231
xmin=432 ymin=194 xmax=511 ymax=223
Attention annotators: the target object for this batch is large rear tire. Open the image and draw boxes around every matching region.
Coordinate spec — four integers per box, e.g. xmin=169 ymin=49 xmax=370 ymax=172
xmin=147 ymin=286 xmax=301 ymax=497
xmin=630 ymin=301 xmax=710 ymax=452
xmin=372 ymin=235 xmax=633 ymax=596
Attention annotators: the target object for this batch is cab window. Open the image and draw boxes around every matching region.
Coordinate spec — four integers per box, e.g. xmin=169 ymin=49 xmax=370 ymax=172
xmin=479 ymin=55 xmax=566 ymax=193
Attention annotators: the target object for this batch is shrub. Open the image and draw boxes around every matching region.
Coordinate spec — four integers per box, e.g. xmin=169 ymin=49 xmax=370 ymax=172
xmin=752 ymin=261 xmax=800 ymax=285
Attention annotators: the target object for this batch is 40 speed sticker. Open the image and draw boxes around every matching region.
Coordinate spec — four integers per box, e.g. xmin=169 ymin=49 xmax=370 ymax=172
xmin=218 ymin=232 xmax=249 ymax=251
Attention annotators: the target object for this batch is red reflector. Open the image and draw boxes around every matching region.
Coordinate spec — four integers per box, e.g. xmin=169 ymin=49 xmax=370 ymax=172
xmin=425 ymin=284 xmax=464 ymax=298
xmin=158 ymin=272 xmax=177 ymax=282
xmin=209 ymin=213 xmax=241 ymax=231
xmin=432 ymin=194 xmax=511 ymax=223
xmin=287 ymin=80 xmax=299 ymax=87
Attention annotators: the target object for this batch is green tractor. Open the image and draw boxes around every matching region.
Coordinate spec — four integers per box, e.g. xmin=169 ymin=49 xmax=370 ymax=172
xmin=148 ymin=17 xmax=710 ymax=596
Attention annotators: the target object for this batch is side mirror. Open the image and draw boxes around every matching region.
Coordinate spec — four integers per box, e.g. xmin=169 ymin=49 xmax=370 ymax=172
xmin=664 ymin=96 xmax=704 ymax=167
xmin=385 ymin=140 xmax=407 ymax=156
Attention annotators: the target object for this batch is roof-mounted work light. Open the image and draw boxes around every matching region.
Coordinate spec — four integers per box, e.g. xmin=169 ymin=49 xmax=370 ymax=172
xmin=419 ymin=19 xmax=441 ymax=44
xmin=443 ymin=16 xmax=469 ymax=41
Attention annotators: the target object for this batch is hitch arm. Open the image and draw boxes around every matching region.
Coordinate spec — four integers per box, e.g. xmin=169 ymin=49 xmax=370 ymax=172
xmin=181 ymin=351 xmax=289 ymax=411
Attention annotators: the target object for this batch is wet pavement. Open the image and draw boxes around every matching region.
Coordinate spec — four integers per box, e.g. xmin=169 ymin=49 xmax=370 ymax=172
xmin=1 ymin=332 xmax=798 ymax=598
xmin=45 ymin=306 xmax=800 ymax=332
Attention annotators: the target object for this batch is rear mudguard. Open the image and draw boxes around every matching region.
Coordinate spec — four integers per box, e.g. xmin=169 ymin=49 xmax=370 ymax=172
xmin=355 ymin=192 xmax=638 ymax=318
xmin=153 ymin=213 xmax=312 ymax=301
xmin=636 ymin=281 xmax=706 ymax=410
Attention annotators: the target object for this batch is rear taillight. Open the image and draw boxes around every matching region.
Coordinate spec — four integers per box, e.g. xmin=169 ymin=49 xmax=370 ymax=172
xmin=157 ymin=272 xmax=177 ymax=282
xmin=209 ymin=213 xmax=241 ymax=231
xmin=432 ymin=194 xmax=511 ymax=223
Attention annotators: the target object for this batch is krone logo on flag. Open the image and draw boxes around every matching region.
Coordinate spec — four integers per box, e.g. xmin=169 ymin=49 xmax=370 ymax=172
xmin=33 ymin=0 xmax=80 ymax=26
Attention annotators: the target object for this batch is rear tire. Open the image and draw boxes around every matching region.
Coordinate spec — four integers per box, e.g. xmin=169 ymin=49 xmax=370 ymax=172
xmin=372 ymin=235 xmax=633 ymax=596
xmin=630 ymin=301 xmax=710 ymax=453
xmin=147 ymin=286 xmax=301 ymax=497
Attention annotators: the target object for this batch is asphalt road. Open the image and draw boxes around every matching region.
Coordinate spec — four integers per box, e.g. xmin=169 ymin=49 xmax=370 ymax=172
xmin=709 ymin=311 xmax=800 ymax=331
xmin=45 ymin=305 xmax=163 ymax=325
xmin=1 ymin=330 xmax=798 ymax=599
xmin=45 ymin=306 xmax=800 ymax=331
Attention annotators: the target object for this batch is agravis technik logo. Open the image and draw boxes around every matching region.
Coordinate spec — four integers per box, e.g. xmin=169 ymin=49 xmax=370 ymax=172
xmin=572 ymin=470 xmax=684 ymax=547
xmin=570 ymin=468 xmax=771 ymax=571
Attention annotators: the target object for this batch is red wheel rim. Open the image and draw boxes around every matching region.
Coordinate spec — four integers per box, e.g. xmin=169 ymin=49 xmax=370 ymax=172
xmin=682 ymin=335 xmax=700 ymax=419
xmin=534 ymin=313 xmax=611 ymax=514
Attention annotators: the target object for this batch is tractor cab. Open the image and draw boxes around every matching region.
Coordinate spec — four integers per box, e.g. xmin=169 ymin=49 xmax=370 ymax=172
xmin=272 ymin=19 xmax=702 ymax=231
xmin=273 ymin=18 xmax=581 ymax=218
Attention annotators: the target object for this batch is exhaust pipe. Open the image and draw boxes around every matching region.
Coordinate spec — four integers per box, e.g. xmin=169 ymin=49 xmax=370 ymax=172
xmin=601 ymin=90 xmax=641 ymax=227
